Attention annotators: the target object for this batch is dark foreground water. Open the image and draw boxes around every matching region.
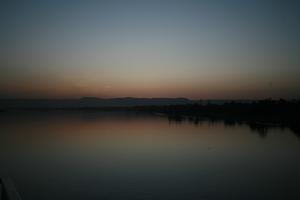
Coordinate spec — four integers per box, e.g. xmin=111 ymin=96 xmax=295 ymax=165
xmin=0 ymin=111 xmax=299 ymax=200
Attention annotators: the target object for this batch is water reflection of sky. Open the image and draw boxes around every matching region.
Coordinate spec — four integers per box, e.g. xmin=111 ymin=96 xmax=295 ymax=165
xmin=0 ymin=111 xmax=299 ymax=200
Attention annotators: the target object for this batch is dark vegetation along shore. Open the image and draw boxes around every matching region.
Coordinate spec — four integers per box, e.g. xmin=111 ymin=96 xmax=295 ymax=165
xmin=133 ymin=99 xmax=300 ymax=137
xmin=0 ymin=98 xmax=299 ymax=137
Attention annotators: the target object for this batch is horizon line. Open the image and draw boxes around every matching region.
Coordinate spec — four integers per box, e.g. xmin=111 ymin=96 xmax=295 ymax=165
xmin=0 ymin=97 xmax=298 ymax=101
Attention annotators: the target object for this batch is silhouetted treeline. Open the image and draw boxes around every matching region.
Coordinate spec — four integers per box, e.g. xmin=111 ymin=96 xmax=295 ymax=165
xmin=134 ymin=99 xmax=299 ymax=116
xmin=132 ymin=99 xmax=300 ymax=135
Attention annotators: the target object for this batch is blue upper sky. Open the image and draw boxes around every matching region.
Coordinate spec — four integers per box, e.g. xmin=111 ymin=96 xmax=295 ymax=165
xmin=0 ymin=0 xmax=299 ymax=99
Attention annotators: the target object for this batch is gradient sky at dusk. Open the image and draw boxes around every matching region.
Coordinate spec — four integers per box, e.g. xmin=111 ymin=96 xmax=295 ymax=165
xmin=0 ymin=0 xmax=299 ymax=99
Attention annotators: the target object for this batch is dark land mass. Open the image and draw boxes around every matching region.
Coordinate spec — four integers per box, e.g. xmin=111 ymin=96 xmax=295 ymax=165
xmin=0 ymin=97 xmax=193 ymax=109
xmin=0 ymin=97 xmax=299 ymax=137
xmin=132 ymin=99 xmax=300 ymax=137
xmin=0 ymin=97 xmax=252 ymax=109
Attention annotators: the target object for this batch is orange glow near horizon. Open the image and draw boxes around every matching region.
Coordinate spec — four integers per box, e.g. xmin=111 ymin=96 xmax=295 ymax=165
xmin=1 ymin=1 xmax=299 ymax=99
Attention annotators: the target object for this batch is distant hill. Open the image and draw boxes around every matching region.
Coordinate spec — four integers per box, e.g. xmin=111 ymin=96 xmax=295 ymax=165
xmin=0 ymin=97 xmax=254 ymax=109
xmin=0 ymin=97 xmax=191 ymax=109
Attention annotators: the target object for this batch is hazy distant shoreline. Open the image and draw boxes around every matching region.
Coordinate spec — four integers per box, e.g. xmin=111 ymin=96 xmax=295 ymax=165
xmin=0 ymin=97 xmax=256 ymax=110
xmin=0 ymin=98 xmax=300 ymax=136
xmin=1 ymin=98 xmax=299 ymax=134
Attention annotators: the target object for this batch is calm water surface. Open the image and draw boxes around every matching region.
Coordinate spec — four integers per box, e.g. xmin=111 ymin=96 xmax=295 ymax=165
xmin=0 ymin=111 xmax=299 ymax=200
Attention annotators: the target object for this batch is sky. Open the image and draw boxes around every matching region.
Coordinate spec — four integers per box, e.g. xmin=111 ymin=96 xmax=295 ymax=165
xmin=0 ymin=0 xmax=299 ymax=99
